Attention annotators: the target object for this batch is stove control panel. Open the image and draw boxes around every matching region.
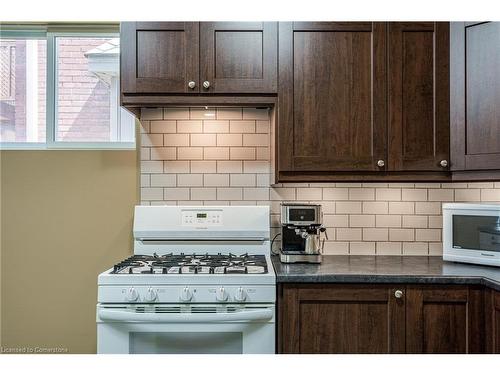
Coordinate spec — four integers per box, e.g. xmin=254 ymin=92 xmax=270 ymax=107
xmin=181 ymin=210 xmax=223 ymax=226
xmin=99 ymin=285 xmax=275 ymax=304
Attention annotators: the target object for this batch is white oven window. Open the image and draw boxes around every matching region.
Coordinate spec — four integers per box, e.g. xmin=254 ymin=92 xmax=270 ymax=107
xmin=129 ymin=332 xmax=243 ymax=354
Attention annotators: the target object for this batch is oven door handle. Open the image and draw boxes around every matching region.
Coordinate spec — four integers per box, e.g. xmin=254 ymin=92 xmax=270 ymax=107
xmin=98 ymin=308 xmax=273 ymax=323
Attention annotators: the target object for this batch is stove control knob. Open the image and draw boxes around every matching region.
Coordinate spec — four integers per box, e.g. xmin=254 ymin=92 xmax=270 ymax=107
xmin=234 ymin=287 xmax=247 ymax=302
xmin=125 ymin=287 xmax=139 ymax=302
xmin=216 ymin=287 xmax=228 ymax=302
xmin=144 ymin=288 xmax=157 ymax=302
xmin=179 ymin=287 xmax=192 ymax=302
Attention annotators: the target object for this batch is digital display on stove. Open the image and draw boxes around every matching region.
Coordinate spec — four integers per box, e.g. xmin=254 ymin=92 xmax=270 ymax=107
xmin=182 ymin=210 xmax=222 ymax=226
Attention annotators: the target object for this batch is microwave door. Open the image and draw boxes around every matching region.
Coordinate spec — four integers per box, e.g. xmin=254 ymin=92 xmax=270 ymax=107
xmin=453 ymin=215 xmax=500 ymax=252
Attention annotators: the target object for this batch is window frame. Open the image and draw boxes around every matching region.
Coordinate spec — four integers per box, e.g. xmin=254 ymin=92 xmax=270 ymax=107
xmin=0 ymin=24 xmax=136 ymax=150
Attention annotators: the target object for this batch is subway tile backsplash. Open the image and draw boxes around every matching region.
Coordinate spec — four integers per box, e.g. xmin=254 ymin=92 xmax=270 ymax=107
xmin=139 ymin=107 xmax=500 ymax=256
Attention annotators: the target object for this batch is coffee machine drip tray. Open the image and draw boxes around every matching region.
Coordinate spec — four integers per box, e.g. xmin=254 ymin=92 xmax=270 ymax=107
xmin=279 ymin=250 xmax=322 ymax=264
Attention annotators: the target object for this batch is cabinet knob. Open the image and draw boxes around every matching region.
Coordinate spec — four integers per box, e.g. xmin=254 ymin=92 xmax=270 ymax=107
xmin=203 ymin=81 xmax=211 ymax=89
xmin=188 ymin=81 xmax=196 ymax=89
xmin=440 ymin=159 xmax=448 ymax=168
xmin=394 ymin=290 xmax=403 ymax=299
xmin=377 ymin=159 xmax=385 ymax=168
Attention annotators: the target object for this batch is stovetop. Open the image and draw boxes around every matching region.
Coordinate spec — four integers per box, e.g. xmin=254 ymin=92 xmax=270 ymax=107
xmin=112 ymin=253 xmax=269 ymax=275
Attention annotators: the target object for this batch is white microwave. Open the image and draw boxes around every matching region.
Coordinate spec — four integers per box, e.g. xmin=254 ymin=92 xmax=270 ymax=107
xmin=443 ymin=203 xmax=500 ymax=267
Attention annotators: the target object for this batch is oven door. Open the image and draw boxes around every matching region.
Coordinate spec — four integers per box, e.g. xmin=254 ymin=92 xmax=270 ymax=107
xmin=97 ymin=304 xmax=275 ymax=354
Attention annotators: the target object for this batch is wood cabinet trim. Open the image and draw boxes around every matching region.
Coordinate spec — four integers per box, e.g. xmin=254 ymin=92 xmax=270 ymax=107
xmin=120 ymin=22 xmax=137 ymax=94
xmin=280 ymin=284 xmax=300 ymax=353
xmin=121 ymin=95 xmax=277 ymax=107
xmin=494 ymin=290 xmax=500 ymax=353
xmin=450 ymin=22 xmax=467 ymax=170
xmin=277 ymin=22 xmax=294 ymax=172
xmin=292 ymin=22 xmax=373 ymax=31
xmin=468 ymin=286 xmax=487 ymax=353
xmin=277 ymin=170 xmax=451 ymax=182
xmin=297 ymin=285 xmax=394 ymax=301
xmin=134 ymin=22 xmax=191 ymax=30
xmin=495 ymin=290 xmax=500 ymax=309
xmin=420 ymin=285 xmax=468 ymax=302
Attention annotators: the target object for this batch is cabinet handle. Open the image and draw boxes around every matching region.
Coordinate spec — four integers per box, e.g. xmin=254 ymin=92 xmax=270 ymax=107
xmin=188 ymin=81 xmax=196 ymax=89
xmin=377 ymin=159 xmax=385 ymax=168
xmin=440 ymin=160 xmax=448 ymax=168
xmin=394 ymin=290 xmax=403 ymax=299
xmin=203 ymin=81 xmax=211 ymax=89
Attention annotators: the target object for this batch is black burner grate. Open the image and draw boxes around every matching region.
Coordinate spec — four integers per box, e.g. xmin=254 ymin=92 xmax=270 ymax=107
xmin=111 ymin=253 xmax=268 ymax=275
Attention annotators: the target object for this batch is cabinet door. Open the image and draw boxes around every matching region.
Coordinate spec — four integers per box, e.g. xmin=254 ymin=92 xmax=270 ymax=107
xmin=406 ymin=286 xmax=485 ymax=353
xmin=495 ymin=290 xmax=500 ymax=353
xmin=451 ymin=22 xmax=500 ymax=171
xmin=199 ymin=22 xmax=277 ymax=93
xmin=121 ymin=22 xmax=199 ymax=94
xmin=486 ymin=289 xmax=500 ymax=353
xmin=278 ymin=22 xmax=387 ymax=173
xmin=278 ymin=284 xmax=406 ymax=353
xmin=388 ymin=22 xmax=450 ymax=172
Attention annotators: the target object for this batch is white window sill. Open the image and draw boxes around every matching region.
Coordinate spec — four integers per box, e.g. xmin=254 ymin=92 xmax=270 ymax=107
xmin=0 ymin=142 xmax=136 ymax=150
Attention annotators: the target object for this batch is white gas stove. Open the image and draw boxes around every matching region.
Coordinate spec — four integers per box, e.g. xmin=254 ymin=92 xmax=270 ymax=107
xmin=97 ymin=205 xmax=276 ymax=354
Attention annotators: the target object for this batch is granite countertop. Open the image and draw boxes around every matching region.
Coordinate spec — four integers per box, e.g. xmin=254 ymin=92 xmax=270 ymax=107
xmin=271 ymin=255 xmax=500 ymax=291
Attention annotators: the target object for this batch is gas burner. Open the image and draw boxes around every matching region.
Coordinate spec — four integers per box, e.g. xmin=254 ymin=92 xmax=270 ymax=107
xmin=111 ymin=253 xmax=268 ymax=275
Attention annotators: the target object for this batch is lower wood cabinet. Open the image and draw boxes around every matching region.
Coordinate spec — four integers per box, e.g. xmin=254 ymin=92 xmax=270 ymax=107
xmin=495 ymin=291 xmax=500 ymax=352
xmin=405 ymin=285 xmax=485 ymax=353
xmin=486 ymin=288 xmax=500 ymax=353
xmin=278 ymin=283 xmax=496 ymax=354
xmin=278 ymin=284 xmax=406 ymax=353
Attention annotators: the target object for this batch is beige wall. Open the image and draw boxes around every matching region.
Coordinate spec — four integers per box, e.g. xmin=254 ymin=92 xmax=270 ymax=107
xmin=0 ymin=150 xmax=138 ymax=353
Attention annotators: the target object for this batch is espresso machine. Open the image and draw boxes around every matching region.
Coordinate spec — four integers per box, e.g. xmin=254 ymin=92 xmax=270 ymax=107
xmin=279 ymin=203 xmax=327 ymax=264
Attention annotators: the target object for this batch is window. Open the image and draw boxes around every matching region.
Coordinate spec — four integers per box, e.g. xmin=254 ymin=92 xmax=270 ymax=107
xmin=0 ymin=26 xmax=135 ymax=149
xmin=0 ymin=38 xmax=47 ymax=143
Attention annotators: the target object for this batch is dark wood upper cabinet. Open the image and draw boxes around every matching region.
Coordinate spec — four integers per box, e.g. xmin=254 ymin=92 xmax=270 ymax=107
xmin=278 ymin=284 xmax=406 ymax=354
xmin=278 ymin=22 xmax=387 ymax=175
xmin=121 ymin=22 xmax=199 ymax=94
xmin=199 ymin=22 xmax=277 ymax=93
xmin=121 ymin=22 xmax=277 ymax=96
xmin=406 ymin=286 xmax=485 ymax=353
xmin=451 ymin=22 xmax=500 ymax=171
xmin=388 ymin=22 xmax=450 ymax=172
